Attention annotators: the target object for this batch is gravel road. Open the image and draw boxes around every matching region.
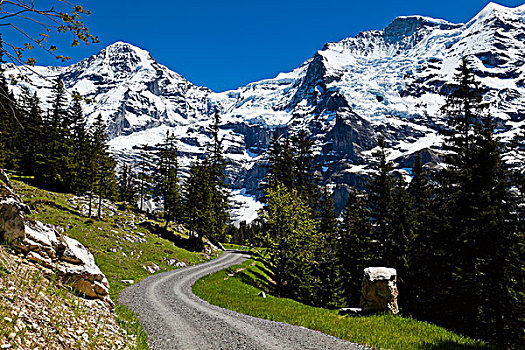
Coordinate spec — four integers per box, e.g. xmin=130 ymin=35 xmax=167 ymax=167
xmin=120 ymin=250 xmax=368 ymax=350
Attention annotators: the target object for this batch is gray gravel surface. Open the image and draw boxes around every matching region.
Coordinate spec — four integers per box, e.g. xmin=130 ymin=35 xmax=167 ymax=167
xmin=120 ymin=250 xmax=369 ymax=350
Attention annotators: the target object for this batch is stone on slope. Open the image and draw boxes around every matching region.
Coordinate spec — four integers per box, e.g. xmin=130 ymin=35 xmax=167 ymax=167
xmin=0 ymin=196 xmax=27 ymax=244
xmin=56 ymin=236 xmax=111 ymax=305
xmin=360 ymin=267 xmax=399 ymax=314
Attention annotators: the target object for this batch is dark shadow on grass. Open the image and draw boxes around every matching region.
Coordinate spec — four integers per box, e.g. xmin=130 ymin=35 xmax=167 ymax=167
xmin=237 ymin=269 xmax=272 ymax=291
xmin=139 ymin=221 xmax=206 ymax=252
xmin=253 ymin=261 xmax=275 ymax=280
xmin=417 ymin=341 xmax=494 ymax=350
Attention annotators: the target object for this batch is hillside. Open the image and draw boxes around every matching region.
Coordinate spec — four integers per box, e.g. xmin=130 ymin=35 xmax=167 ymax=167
xmin=1 ymin=177 xmax=219 ymax=349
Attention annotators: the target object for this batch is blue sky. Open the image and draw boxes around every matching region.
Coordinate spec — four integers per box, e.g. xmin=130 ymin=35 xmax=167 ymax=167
xmin=6 ymin=0 xmax=525 ymax=91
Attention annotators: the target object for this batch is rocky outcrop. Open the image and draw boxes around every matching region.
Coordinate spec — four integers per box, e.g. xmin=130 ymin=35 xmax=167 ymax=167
xmin=0 ymin=170 xmax=112 ymax=306
xmin=0 ymin=171 xmax=30 ymax=244
xmin=0 ymin=196 xmax=28 ymax=244
xmin=360 ymin=267 xmax=399 ymax=314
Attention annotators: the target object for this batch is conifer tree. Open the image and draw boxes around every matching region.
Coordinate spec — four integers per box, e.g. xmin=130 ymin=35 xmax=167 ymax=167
xmin=87 ymin=114 xmax=116 ymax=218
xmin=437 ymin=58 xmax=522 ymax=346
xmin=118 ymin=162 xmax=138 ymax=207
xmin=204 ymin=111 xmax=229 ymax=243
xmin=291 ymin=130 xmax=320 ymax=208
xmin=182 ymin=160 xmax=212 ymax=243
xmin=311 ymin=186 xmax=339 ymax=307
xmin=0 ymin=57 xmax=21 ymax=170
xmin=367 ymin=135 xmax=396 ymax=264
xmin=403 ymin=153 xmax=437 ymax=315
xmin=155 ymin=131 xmax=181 ymax=229
xmin=38 ymin=75 xmax=70 ymax=189
xmin=68 ymin=96 xmax=90 ymax=194
xmin=136 ymin=146 xmax=153 ymax=213
xmin=263 ymin=132 xmax=295 ymax=191
xmin=337 ymin=188 xmax=372 ymax=305
xmin=18 ymin=91 xmax=44 ymax=177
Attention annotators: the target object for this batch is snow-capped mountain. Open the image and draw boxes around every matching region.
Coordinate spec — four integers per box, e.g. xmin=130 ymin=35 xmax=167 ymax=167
xmin=4 ymin=2 xmax=525 ymax=220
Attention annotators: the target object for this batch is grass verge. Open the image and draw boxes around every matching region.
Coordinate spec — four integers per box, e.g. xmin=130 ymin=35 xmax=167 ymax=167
xmin=193 ymin=258 xmax=492 ymax=350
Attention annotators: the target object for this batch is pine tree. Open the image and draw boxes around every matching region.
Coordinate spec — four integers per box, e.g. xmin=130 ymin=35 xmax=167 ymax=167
xmin=18 ymin=90 xmax=44 ymax=177
xmin=87 ymin=114 xmax=116 ymax=218
xmin=0 ymin=57 xmax=21 ymax=170
xmin=291 ymin=130 xmax=320 ymax=208
xmin=118 ymin=162 xmax=138 ymax=207
xmin=68 ymin=96 xmax=90 ymax=194
xmin=263 ymin=132 xmax=295 ymax=192
xmin=404 ymin=153 xmax=438 ymax=316
xmin=389 ymin=175 xmax=414 ymax=308
xmin=38 ymin=75 xmax=70 ymax=189
xmin=136 ymin=146 xmax=153 ymax=213
xmin=437 ymin=58 xmax=523 ymax=346
xmin=182 ymin=160 xmax=212 ymax=246
xmin=337 ymin=188 xmax=372 ymax=306
xmin=368 ymin=135 xmax=395 ymax=264
xmin=204 ymin=111 xmax=229 ymax=243
xmin=155 ymin=131 xmax=181 ymax=229
xmin=311 ymin=186 xmax=339 ymax=307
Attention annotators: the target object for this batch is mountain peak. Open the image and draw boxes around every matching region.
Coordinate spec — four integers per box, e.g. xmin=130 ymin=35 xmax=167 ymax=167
xmin=470 ymin=2 xmax=525 ymax=23
xmin=383 ymin=15 xmax=459 ymax=41
xmin=78 ymin=41 xmax=156 ymax=76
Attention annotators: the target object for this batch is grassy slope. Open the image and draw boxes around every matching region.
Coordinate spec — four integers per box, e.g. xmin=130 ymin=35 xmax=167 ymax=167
xmin=193 ymin=258 xmax=492 ymax=350
xmin=12 ymin=179 xmax=216 ymax=349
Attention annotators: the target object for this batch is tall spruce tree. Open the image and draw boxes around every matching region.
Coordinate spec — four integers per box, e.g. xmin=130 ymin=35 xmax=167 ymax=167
xmin=38 ymin=75 xmax=70 ymax=189
xmin=0 ymin=58 xmax=20 ymax=170
xmin=404 ymin=153 xmax=437 ymax=316
xmin=291 ymin=130 xmax=320 ymax=208
xmin=182 ymin=160 xmax=212 ymax=244
xmin=263 ymin=132 xmax=295 ymax=192
xmin=437 ymin=58 xmax=523 ymax=346
xmin=18 ymin=91 xmax=44 ymax=177
xmin=136 ymin=146 xmax=153 ymax=213
xmin=155 ymin=131 xmax=181 ymax=229
xmin=118 ymin=162 xmax=138 ymax=207
xmin=311 ymin=186 xmax=339 ymax=307
xmin=368 ymin=135 xmax=396 ymax=265
xmin=337 ymin=188 xmax=372 ymax=306
xmin=87 ymin=114 xmax=116 ymax=218
xmin=204 ymin=111 xmax=229 ymax=243
xmin=68 ymin=96 xmax=90 ymax=194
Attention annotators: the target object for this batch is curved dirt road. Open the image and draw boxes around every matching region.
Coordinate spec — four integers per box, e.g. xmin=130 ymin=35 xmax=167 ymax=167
xmin=120 ymin=250 xmax=367 ymax=350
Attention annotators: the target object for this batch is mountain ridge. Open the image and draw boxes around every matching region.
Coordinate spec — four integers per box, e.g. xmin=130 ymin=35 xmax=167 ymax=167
xmin=3 ymin=2 xmax=524 ymax=221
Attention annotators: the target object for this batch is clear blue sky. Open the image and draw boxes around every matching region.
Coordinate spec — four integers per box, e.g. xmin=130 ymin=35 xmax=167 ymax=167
xmin=8 ymin=0 xmax=525 ymax=91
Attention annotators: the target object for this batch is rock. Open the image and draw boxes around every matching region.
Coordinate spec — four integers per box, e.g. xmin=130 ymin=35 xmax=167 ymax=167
xmin=23 ymin=221 xmax=60 ymax=258
xmin=175 ymin=261 xmax=187 ymax=268
xmin=166 ymin=259 xmax=177 ymax=266
xmin=360 ymin=267 xmax=399 ymax=314
xmin=258 ymin=291 xmax=266 ymax=298
xmin=0 ymin=169 xmax=13 ymax=189
xmin=143 ymin=263 xmax=160 ymax=274
xmin=121 ymin=279 xmax=134 ymax=284
xmin=0 ymin=197 xmax=27 ymax=244
xmin=56 ymin=236 xmax=111 ymax=304
xmin=26 ymin=251 xmax=53 ymax=268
